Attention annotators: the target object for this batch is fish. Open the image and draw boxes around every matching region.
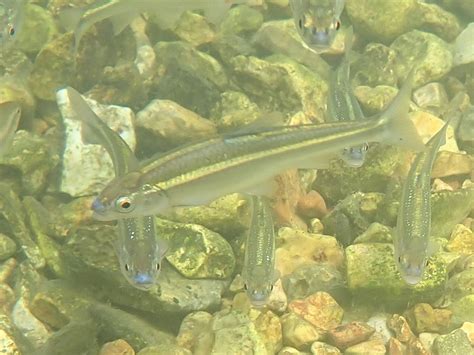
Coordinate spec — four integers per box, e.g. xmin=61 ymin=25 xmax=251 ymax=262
xmin=65 ymin=87 xmax=167 ymax=290
xmin=327 ymin=26 xmax=369 ymax=168
xmin=290 ymin=0 xmax=345 ymax=52
xmin=242 ymin=195 xmax=278 ymax=307
xmin=0 ymin=101 xmax=21 ymax=156
xmin=0 ymin=0 xmax=24 ymax=48
xmin=394 ymin=118 xmax=451 ymax=285
xmin=91 ymin=70 xmax=424 ymax=221
xmin=59 ymin=0 xmax=241 ymax=55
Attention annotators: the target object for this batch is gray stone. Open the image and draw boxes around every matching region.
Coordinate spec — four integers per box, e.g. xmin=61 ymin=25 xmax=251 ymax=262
xmin=453 ymin=23 xmax=474 ymax=67
xmin=416 ymin=2 xmax=461 ymax=42
xmin=432 ymin=329 xmax=473 ymax=355
xmin=219 ymin=5 xmax=264 ymax=35
xmin=413 ymin=82 xmax=449 ymax=117
xmin=353 ymin=223 xmax=393 ymax=244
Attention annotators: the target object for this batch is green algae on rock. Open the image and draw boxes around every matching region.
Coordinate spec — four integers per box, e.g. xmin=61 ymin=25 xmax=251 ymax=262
xmin=352 ymin=43 xmax=398 ymax=88
xmin=172 ymin=12 xmax=216 ymax=47
xmin=280 ymin=312 xmax=324 ymax=351
xmin=404 ymin=303 xmax=452 ymax=334
xmin=0 ymin=234 xmax=16 ymax=261
xmin=176 ymin=311 xmax=214 ymax=354
xmin=432 ymin=328 xmax=473 ymax=355
xmin=353 ymin=85 xmax=398 ymax=116
xmin=353 ymin=222 xmax=393 ymax=244
xmin=219 ymin=5 xmax=264 ymax=36
xmin=448 ymin=295 xmax=474 ymax=329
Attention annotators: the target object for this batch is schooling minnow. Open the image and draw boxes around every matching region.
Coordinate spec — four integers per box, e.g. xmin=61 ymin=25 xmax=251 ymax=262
xmin=394 ymin=119 xmax=451 ymax=285
xmin=290 ymin=0 xmax=345 ymax=52
xmin=59 ymin=0 xmax=242 ymax=55
xmin=327 ymin=26 xmax=369 ymax=167
xmin=0 ymin=101 xmax=20 ymax=156
xmin=65 ymin=87 xmax=167 ymax=290
xmin=242 ymin=195 xmax=278 ymax=307
xmin=0 ymin=0 xmax=24 ymax=48
xmin=91 ymin=70 xmax=424 ymax=221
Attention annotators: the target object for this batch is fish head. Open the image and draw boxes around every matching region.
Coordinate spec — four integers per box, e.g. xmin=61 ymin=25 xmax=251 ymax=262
xmin=92 ymin=173 xmax=170 ymax=221
xmin=341 ymin=143 xmax=369 ymax=168
xmin=244 ymin=281 xmax=274 ymax=307
xmin=396 ymin=253 xmax=429 ymax=286
xmin=0 ymin=0 xmax=23 ymax=47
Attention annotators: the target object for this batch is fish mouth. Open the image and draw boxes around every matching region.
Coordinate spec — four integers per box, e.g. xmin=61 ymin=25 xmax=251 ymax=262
xmin=402 ymin=274 xmax=423 ymax=286
xmin=131 ymin=273 xmax=156 ymax=289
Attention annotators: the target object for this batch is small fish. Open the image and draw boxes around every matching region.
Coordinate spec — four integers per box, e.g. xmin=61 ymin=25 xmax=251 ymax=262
xmin=59 ymin=0 xmax=240 ymax=55
xmin=242 ymin=195 xmax=278 ymax=307
xmin=327 ymin=26 xmax=369 ymax=167
xmin=290 ymin=0 xmax=345 ymax=51
xmin=0 ymin=101 xmax=20 ymax=156
xmin=65 ymin=87 xmax=167 ymax=290
xmin=0 ymin=0 xmax=23 ymax=48
xmin=394 ymin=119 xmax=451 ymax=285
xmin=91 ymin=69 xmax=424 ymax=221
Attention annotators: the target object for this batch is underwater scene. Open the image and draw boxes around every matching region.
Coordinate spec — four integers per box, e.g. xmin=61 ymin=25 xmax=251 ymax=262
xmin=0 ymin=0 xmax=473 ymax=354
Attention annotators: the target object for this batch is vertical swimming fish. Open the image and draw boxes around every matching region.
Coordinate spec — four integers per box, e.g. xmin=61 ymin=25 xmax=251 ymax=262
xmin=65 ymin=87 xmax=167 ymax=290
xmin=394 ymin=119 xmax=451 ymax=285
xmin=0 ymin=0 xmax=24 ymax=48
xmin=242 ymin=195 xmax=278 ymax=307
xmin=327 ymin=26 xmax=369 ymax=167
xmin=0 ymin=101 xmax=21 ymax=156
xmin=290 ymin=0 xmax=345 ymax=51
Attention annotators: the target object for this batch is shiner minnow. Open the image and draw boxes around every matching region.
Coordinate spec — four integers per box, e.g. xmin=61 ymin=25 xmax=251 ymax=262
xmin=327 ymin=26 xmax=369 ymax=167
xmin=394 ymin=118 xmax=451 ymax=286
xmin=0 ymin=0 xmax=24 ymax=48
xmin=290 ymin=0 xmax=345 ymax=52
xmin=0 ymin=101 xmax=21 ymax=156
xmin=242 ymin=196 xmax=279 ymax=307
xmin=59 ymin=0 xmax=245 ymax=56
xmin=64 ymin=87 xmax=167 ymax=290
xmin=91 ymin=70 xmax=424 ymax=221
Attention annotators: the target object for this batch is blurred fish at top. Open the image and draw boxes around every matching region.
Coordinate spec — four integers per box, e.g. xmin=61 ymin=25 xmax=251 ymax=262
xmin=59 ymin=0 xmax=245 ymax=56
xmin=0 ymin=101 xmax=21 ymax=156
xmin=290 ymin=0 xmax=345 ymax=52
xmin=0 ymin=0 xmax=24 ymax=48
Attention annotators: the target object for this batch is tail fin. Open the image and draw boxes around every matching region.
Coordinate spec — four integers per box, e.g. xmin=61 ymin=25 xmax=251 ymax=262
xmin=59 ymin=7 xmax=84 ymax=32
xmin=380 ymin=69 xmax=425 ymax=152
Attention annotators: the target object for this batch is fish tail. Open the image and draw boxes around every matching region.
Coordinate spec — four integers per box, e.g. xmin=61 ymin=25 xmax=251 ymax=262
xmin=380 ymin=69 xmax=425 ymax=152
xmin=59 ymin=7 xmax=84 ymax=56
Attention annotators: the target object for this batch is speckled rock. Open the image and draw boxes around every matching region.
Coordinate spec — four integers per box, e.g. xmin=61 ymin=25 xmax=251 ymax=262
xmin=172 ymin=12 xmax=215 ymax=47
xmin=387 ymin=337 xmax=406 ymax=354
xmin=177 ymin=311 xmax=214 ymax=354
xmin=99 ymin=339 xmax=135 ymax=355
xmin=444 ymin=269 xmax=474 ymax=304
xmin=343 ymin=338 xmax=386 ymax=355
xmin=448 ymin=295 xmax=474 ymax=329
xmin=391 ymin=30 xmax=453 ymax=88
xmin=404 ymin=303 xmax=452 ymax=334
xmin=432 ymin=329 xmax=473 ymax=355
xmin=310 ymin=341 xmax=341 ymax=355
xmin=416 ymin=2 xmax=461 ymax=42
xmin=135 ymin=99 xmax=217 ymax=152
xmin=267 ymin=279 xmax=289 ymax=314
xmin=0 ymin=235 xmax=16 ymax=261
xmin=279 ymin=346 xmax=308 ymax=355
xmin=251 ymin=309 xmax=283 ymax=354
xmin=288 ymin=292 xmax=343 ymax=331
xmin=367 ymin=314 xmax=393 ymax=344
xmin=281 ymin=312 xmax=324 ymax=350
xmin=210 ymin=90 xmax=261 ymax=130
xmin=352 ymin=43 xmax=398 ymax=87
xmin=387 ymin=314 xmax=416 ymax=343
xmin=220 ymin=5 xmax=263 ymax=35
xmin=354 ymin=85 xmax=398 ymax=116
xmin=276 ymin=228 xmax=344 ymax=277
xmin=56 ymin=88 xmax=136 ymax=197
xmin=326 ymin=322 xmax=375 ymax=350
xmin=447 ymin=224 xmax=474 ymax=255
xmin=346 ymin=243 xmax=447 ymax=304
xmin=353 ymin=223 xmax=393 ymax=244
xmin=453 ymin=23 xmax=474 ymax=67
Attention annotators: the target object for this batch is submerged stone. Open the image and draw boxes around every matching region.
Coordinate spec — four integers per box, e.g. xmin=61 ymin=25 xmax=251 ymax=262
xmin=448 ymin=295 xmax=474 ymax=329
xmin=326 ymin=322 xmax=375 ymax=350
xmin=404 ymin=303 xmax=452 ymax=334
xmin=354 ymin=85 xmax=398 ymax=116
xmin=415 ymin=2 xmax=461 ymax=42
xmin=352 ymin=43 xmax=398 ymax=88
xmin=281 ymin=312 xmax=324 ymax=351
xmin=219 ymin=5 xmax=263 ymax=35
xmin=310 ymin=341 xmax=341 ymax=355
xmin=447 ymin=224 xmax=474 ymax=255
xmin=177 ymin=311 xmax=214 ymax=354
xmin=0 ymin=234 xmax=16 ymax=261
xmin=173 ymin=12 xmax=215 ymax=47
xmin=432 ymin=328 xmax=473 ymax=355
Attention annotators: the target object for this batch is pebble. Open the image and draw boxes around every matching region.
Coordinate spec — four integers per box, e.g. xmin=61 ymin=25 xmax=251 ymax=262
xmin=176 ymin=311 xmax=214 ymax=354
xmin=296 ymin=190 xmax=328 ymax=219
xmin=343 ymin=338 xmax=386 ymax=355
xmin=99 ymin=339 xmax=135 ymax=355
xmin=252 ymin=309 xmax=283 ymax=354
xmin=413 ymin=82 xmax=449 ymax=116
xmin=404 ymin=303 xmax=452 ymax=333
xmin=12 ymin=297 xmax=51 ymax=348
xmin=367 ymin=313 xmax=393 ymax=344
xmin=0 ymin=234 xmax=16 ymax=261
xmin=447 ymin=224 xmax=474 ymax=255
xmin=453 ymin=23 xmax=474 ymax=67
xmin=432 ymin=151 xmax=473 ymax=178
xmin=310 ymin=341 xmax=341 ymax=355
xmin=410 ymin=111 xmax=459 ymax=153
xmin=326 ymin=322 xmax=375 ymax=350
xmin=281 ymin=312 xmax=324 ymax=350
xmin=278 ymin=346 xmax=308 ymax=355
xmin=387 ymin=314 xmax=415 ymax=343
xmin=0 ymin=258 xmax=17 ymax=283
xmin=418 ymin=332 xmax=438 ymax=353
xmin=432 ymin=328 xmax=473 ymax=355
xmin=460 ymin=322 xmax=474 ymax=346
xmin=387 ymin=337 xmax=406 ymax=355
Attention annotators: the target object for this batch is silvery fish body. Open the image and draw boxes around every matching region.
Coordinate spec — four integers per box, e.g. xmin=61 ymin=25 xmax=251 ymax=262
xmin=91 ymin=70 xmax=424 ymax=221
xmin=290 ymin=0 xmax=345 ymax=51
xmin=0 ymin=0 xmax=24 ymax=48
xmin=394 ymin=119 xmax=451 ymax=285
xmin=242 ymin=196 xmax=278 ymax=307
xmin=0 ymin=101 xmax=20 ymax=156
xmin=65 ymin=87 xmax=167 ymax=290
xmin=327 ymin=26 xmax=369 ymax=167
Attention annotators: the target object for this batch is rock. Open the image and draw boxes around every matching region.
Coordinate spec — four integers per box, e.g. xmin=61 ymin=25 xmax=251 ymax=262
xmin=0 ymin=314 xmax=21 ymax=354
xmin=252 ymin=309 xmax=283 ymax=354
xmin=447 ymin=224 xmax=474 ymax=255
xmin=0 ymin=234 xmax=16 ymax=261
xmin=266 ymin=279 xmax=288 ymax=314
xmin=310 ymin=341 xmax=341 ymax=355
xmin=229 ymin=54 xmax=328 ymax=122
xmin=0 ymin=258 xmax=17 ymax=284
xmin=353 ymin=223 xmax=393 ymax=244
xmin=345 ymin=0 xmax=417 ymax=43
xmin=410 ymin=111 xmax=459 ymax=153
xmin=99 ymin=339 xmax=135 ymax=355
xmin=404 ymin=303 xmax=452 ymax=333
xmin=309 ymin=219 xmax=325 ymax=234
xmin=391 ymin=30 xmax=453 ymax=88
xmin=56 ymin=88 xmax=136 ymax=197
xmin=296 ymin=190 xmax=328 ymax=219
xmin=281 ymin=312 xmax=324 ymax=350
xmin=448 ymin=295 xmax=474 ymax=329
xmin=172 ymin=12 xmax=215 ymax=47
xmin=387 ymin=314 xmax=416 ymax=343
xmin=288 ymin=292 xmax=343 ymax=331
xmin=211 ymin=309 xmax=267 ymax=354
xmin=177 ymin=311 xmax=214 ymax=354
xmin=137 ymin=344 xmax=191 ymax=355
xmin=354 ymin=85 xmax=398 ymax=116
xmin=211 ymin=34 xmax=257 ymax=67
xmin=387 ymin=337 xmax=406 ymax=354
xmin=453 ymin=23 xmax=474 ymax=67
xmin=152 ymin=41 xmax=228 ymax=117
xmin=282 ymin=264 xmax=346 ymax=303
xmin=135 ymin=99 xmax=217 ymax=153
xmin=415 ymin=2 xmax=461 ymax=42
xmin=460 ymin=322 xmax=474 ymax=346
xmin=219 ymin=5 xmax=263 ymax=35
xmin=210 ymin=90 xmax=261 ymax=130
xmin=343 ymin=338 xmax=386 ymax=355
xmin=352 ymin=43 xmax=398 ymax=87
xmin=0 ymin=49 xmax=32 ymax=79
xmin=0 ymin=284 xmax=15 ymax=313
xmin=413 ymin=82 xmax=449 ymax=117
xmin=0 ymin=76 xmax=36 ymax=120
xmin=419 ymin=332 xmax=438 ymax=353
xmin=444 ymin=269 xmax=474 ymax=304
xmin=432 ymin=329 xmax=473 ymax=355
xmin=276 ymin=228 xmax=344 ymax=277
xmin=326 ymin=322 xmax=375 ymax=350
xmin=346 ymin=243 xmax=447 ymax=305
xmin=432 ymin=152 xmax=473 ymax=178
xmin=279 ymin=346 xmax=308 ymax=355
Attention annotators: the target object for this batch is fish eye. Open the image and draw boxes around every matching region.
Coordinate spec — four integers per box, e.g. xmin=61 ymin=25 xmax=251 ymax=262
xmin=298 ymin=18 xmax=303 ymax=29
xmin=425 ymin=259 xmax=429 ymax=267
xmin=335 ymin=20 xmax=341 ymax=30
xmin=244 ymin=284 xmax=248 ymax=291
xmin=116 ymin=196 xmax=133 ymax=212
xmin=270 ymin=285 xmax=274 ymax=291
xmin=398 ymin=256 xmax=401 ymax=263
xmin=7 ymin=24 xmax=15 ymax=36
xmin=363 ymin=143 xmax=369 ymax=151
xmin=124 ymin=263 xmax=130 ymax=272
xmin=156 ymin=263 xmax=160 ymax=271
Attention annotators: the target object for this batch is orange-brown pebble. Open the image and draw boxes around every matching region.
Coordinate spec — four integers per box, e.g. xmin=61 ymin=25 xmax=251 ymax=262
xmin=296 ymin=190 xmax=328 ymax=219
xmin=99 ymin=339 xmax=135 ymax=355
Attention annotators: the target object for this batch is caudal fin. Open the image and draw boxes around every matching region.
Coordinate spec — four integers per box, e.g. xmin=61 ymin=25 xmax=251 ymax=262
xmin=380 ymin=69 xmax=425 ymax=152
xmin=59 ymin=7 xmax=84 ymax=32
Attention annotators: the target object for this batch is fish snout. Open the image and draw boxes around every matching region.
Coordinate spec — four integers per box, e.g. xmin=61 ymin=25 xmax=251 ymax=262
xmin=132 ymin=273 xmax=155 ymax=289
xmin=402 ymin=273 xmax=423 ymax=286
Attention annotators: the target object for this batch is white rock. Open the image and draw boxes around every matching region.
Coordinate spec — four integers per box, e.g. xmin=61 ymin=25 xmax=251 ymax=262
xmin=12 ymin=297 xmax=51 ymax=348
xmin=56 ymin=88 xmax=136 ymax=197
xmin=454 ymin=23 xmax=474 ymax=66
xmin=367 ymin=313 xmax=393 ymax=344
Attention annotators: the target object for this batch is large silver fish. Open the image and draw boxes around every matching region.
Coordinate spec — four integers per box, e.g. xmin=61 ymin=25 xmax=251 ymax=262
xmin=65 ymin=87 xmax=167 ymax=290
xmin=327 ymin=26 xmax=369 ymax=167
xmin=0 ymin=101 xmax=20 ymax=156
xmin=290 ymin=0 xmax=345 ymax=51
xmin=91 ymin=70 xmax=424 ymax=221
xmin=0 ymin=0 xmax=24 ymax=48
xmin=242 ymin=195 xmax=278 ymax=307
xmin=394 ymin=119 xmax=451 ymax=285
xmin=59 ymin=0 xmax=241 ymax=55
